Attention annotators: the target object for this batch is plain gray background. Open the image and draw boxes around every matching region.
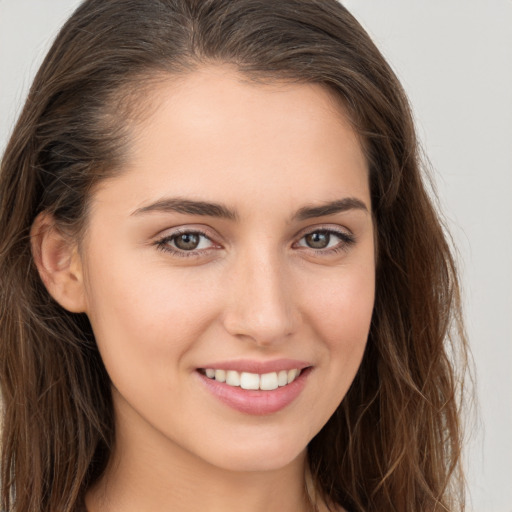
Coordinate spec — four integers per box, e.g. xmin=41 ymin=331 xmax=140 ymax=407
xmin=1 ymin=1 xmax=511 ymax=511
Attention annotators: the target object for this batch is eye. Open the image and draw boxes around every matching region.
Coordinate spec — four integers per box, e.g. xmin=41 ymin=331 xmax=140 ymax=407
xmin=296 ymin=229 xmax=355 ymax=252
xmin=155 ymin=230 xmax=216 ymax=255
xmin=302 ymin=231 xmax=332 ymax=249
xmin=173 ymin=232 xmax=207 ymax=251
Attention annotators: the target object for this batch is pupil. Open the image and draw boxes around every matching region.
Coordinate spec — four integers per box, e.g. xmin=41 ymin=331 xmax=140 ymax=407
xmin=306 ymin=232 xmax=329 ymax=249
xmin=175 ymin=233 xmax=200 ymax=250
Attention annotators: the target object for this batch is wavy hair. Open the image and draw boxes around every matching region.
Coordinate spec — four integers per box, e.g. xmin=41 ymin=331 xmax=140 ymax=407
xmin=0 ymin=1 xmax=468 ymax=510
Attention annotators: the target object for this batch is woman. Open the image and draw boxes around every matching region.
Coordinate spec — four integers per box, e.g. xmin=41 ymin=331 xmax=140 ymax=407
xmin=0 ymin=0 xmax=468 ymax=511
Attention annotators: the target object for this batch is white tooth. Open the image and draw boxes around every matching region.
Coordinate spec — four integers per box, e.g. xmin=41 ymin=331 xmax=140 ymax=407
xmin=226 ymin=370 xmax=241 ymax=387
xmin=277 ymin=370 xmax=288 ymax=387
xmin=214 ymin=369 xmax=226 ymax=382
xmin=287 ymin=368 xmax=298 ymax=384
xmin=205 ymin=369 xmax=215 ymax=378
xmin=260 ymin=372 xmax=278 ymax=391
xmin=240 ymin=372 xmax=260 ymax=390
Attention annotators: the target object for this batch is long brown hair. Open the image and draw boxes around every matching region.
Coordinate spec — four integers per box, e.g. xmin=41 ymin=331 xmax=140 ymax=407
xmin=0 ymin=1 xmax=468 ymax=510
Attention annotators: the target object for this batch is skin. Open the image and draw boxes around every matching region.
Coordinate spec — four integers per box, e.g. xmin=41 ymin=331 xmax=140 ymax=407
xmin=35 ymin=66 xmax=375 ymax=512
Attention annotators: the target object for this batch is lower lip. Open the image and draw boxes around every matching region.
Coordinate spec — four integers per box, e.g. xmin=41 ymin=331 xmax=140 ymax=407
xmin=197 ymin=368 xmax=311 ymax=415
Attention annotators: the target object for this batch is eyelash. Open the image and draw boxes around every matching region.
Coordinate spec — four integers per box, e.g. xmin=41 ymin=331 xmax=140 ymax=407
xmin=295 ymin=228 xmax=356 ymax=255
xmin=155 ymin=229 xmax=216 ymax=258
xmin=154 ymin=227 xmax=356 ymax=258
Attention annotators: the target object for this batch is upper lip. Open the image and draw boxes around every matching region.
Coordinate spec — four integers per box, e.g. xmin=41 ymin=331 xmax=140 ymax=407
xmin=197 ymin=358 xmax=311 ymax=374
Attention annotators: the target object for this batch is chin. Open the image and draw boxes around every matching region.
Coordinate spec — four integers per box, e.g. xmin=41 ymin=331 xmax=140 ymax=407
xmin=194 ymin=432 xmax=309 ymax=473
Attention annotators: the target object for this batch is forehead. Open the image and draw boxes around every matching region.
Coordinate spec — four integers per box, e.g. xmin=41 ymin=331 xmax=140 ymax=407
xmin=130 ymin=66 xmax=361 ymax=154
xmin=93 ymin=65 xmax=370 ymax=216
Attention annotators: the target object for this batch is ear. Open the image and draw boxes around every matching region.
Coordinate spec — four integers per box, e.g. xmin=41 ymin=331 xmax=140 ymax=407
xmin=30 ymin=212 xmax=87 ymax=313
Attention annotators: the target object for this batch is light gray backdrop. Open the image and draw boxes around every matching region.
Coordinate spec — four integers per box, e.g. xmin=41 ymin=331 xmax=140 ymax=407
xmin=1 ymin=1 xmax=511 ymax=511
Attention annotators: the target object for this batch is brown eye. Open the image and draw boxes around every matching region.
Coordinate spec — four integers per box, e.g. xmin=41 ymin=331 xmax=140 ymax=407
xmin=155 ymin=230 xmax=217 ymax=257
xmin=296 ymin=229 xmax=356 ymax=253
xmin=304 ymin=231 xmax=331 ymax=249
xmin=173 ymin=233 xmax=201 ymax=250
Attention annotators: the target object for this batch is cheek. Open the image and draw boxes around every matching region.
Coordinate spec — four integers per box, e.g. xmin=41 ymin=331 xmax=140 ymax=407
xmin=299 ymin=261 xmax=375 ymax=414
xmin=305 ymin=260 xmax=375 ymax=348
xmin=82 ymin=250 xmax=221 ymax=386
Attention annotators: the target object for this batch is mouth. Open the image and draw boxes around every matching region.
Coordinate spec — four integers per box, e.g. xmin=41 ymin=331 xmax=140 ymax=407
xmin=197 ymin=367 xmax=303 ymax=391
xmin=195 ymin=362 xmax=312 ymax=415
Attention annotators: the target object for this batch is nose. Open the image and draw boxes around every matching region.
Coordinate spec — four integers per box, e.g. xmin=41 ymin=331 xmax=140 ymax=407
xmin=222 ymin=247 xmax=298 ymax=346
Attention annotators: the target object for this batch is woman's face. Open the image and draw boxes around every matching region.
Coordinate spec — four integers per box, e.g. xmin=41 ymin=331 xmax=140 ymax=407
xmin=80 ymin=66 xmax=375 ymax=472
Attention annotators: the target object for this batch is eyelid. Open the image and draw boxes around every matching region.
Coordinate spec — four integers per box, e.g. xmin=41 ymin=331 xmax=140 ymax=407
xmin=152 ymin=224 xmax=223 ymax=243
xmin=152 ymin=225 xmax=223 ymax=257
xmin=151 ymin=223 xmax=356 ymax=258
xmin=293 ymin=223 xmax=355 ymax=241
xmin=293 ymin=224 xmax=356 ymax=252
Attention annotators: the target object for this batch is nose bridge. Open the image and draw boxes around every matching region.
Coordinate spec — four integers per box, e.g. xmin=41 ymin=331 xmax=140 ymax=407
xmin=223 ymin=242 xmax=297 ymax=345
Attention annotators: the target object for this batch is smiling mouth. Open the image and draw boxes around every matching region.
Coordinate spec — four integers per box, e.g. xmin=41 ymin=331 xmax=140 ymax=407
xmin=197 ymin=368 xmax=304 ymax=391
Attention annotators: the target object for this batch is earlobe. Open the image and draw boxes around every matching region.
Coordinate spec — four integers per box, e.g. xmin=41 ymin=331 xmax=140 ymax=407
xmin=30 ymin=212 xmax=87 ymax=313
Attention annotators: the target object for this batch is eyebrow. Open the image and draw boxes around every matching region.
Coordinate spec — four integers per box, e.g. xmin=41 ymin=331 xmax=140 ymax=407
xmin=131 ymin=198 xmax=238 ymax=220
xmin=131 ymin=196 xmax=368 ymax=221
xmin=293 ymin=197 xmax=369 ymax=221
